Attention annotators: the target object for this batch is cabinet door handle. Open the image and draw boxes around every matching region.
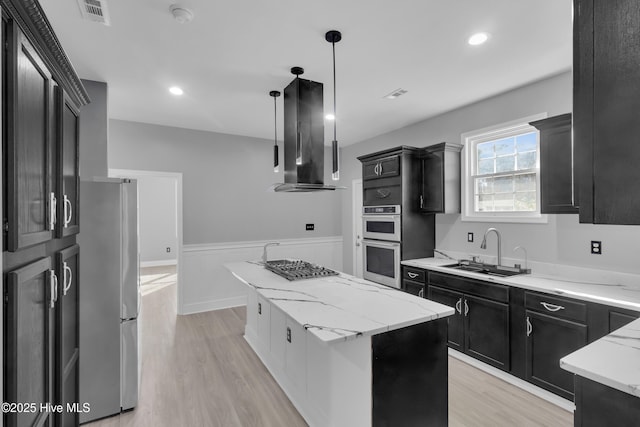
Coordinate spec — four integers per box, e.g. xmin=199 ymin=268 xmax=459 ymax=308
xmin=378 ymin=162 xmax=383 ymax=175
xmin=258 ymin=302 xmax=262 ymax=315
xmin=49 ymin=192 xmax=57 ymax=231
xmin=374 ymin=163 xmax=379 ymax=175
xmin=63 ymin=261 xmax=73 ymax=296
xmin=526 ymin=316 xmax=532 ymax=337
xmin=407 ymin=272 xmax=418 ymax=279
xmin=464 ymin=299 xmax=469 ymax=316
xmin=540 ymin=302 xmax=565 ymax=312
xmin=64 ymin=194 xmax=72 ymax=227
xmin=418 ymin=289 xmax=424 ymax=298
xmin=286 ymin=327 xmax=292 ymax=343
xmin=455 ymin=298 xmax=462 ymax=314
xmin=420 ymin=195 xmax=424 ymax=209
xmin=49 ymin=269 xmax=58 ymax=308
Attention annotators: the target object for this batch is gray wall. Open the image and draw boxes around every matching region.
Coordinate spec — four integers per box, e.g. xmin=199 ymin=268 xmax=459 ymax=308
xmin=108 ymin=120 xmax=342 ymax=245
xmin=79 ymin=80 xmax=109 ymax=179
xmin=135 ymin=175 xmax=178 ymax=263
xmin=341 ymin=71 xmax=640 ymax=274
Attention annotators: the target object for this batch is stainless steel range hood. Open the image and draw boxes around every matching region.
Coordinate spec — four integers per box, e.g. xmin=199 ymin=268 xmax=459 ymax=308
xmin=271 ymin=70 xmax=343 ymax=192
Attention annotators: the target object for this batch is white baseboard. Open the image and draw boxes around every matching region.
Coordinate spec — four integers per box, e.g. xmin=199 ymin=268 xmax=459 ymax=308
xmin=182 ymin=295 xmax=247 ymax=315
xmin=180 ymin=236 xmax=343 ymax=315
xmin=140 ymin=259 xmax=177 ymax=268
xmin=448 ymin=349 xmax=575 ymax=413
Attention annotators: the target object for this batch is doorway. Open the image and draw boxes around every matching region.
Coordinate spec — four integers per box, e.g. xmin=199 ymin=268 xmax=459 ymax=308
xmin=109 ymin=169 xmax=184 ymax=314
xmin=352 ymin=178 xmax=363 ymax=277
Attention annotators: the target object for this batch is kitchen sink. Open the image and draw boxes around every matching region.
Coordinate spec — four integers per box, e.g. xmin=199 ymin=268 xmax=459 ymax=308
xmin=442 ymin=261 xmax=529 ymax=277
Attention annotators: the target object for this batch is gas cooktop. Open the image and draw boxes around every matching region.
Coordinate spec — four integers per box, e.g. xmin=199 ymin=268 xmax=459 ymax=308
xmin=264 ymin=259 xmax=339 ymax=281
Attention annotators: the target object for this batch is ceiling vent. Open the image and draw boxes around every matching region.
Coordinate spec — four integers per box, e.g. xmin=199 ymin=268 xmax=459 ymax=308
xmin=77 ymin=0 xmax=111 ymax=26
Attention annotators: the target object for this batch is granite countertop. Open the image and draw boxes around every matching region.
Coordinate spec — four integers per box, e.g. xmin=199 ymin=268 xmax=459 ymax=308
xmin=402 ymin=258 xmax=640 ymax=312
xmin=560 ymin=318 xmax=640 ymax=398
xmin=403 ymin=256 xmax=640 ymax=399
xmin=225 ymin=261 xmax=454 ymax=344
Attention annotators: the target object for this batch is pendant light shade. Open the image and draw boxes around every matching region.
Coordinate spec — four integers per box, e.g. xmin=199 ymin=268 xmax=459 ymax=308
xmin=326 ymin=30 xmax=341 ymax=181
xmin=270 ymin=90 xmax=281 ymax=172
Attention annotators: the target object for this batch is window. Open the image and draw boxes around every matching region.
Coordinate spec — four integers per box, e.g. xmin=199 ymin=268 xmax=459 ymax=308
xmin=461 ymin=115 xmax=547 ymax=223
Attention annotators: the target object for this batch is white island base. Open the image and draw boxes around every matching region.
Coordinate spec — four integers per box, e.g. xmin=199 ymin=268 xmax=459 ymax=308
xmin=226 ymin=261 xmax=453 ymax=427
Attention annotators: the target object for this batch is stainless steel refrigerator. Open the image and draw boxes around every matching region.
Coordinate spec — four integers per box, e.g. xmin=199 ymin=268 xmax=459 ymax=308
xmin=78 ymin=178 xmax=141 ymax=423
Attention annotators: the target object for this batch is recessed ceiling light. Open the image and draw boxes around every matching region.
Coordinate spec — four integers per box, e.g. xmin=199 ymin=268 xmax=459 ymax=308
xmin=468 ymin=32 xmax=489 ymax=46
xmin=325 ymin=114 xmax=335 ymax=121
xmin=169 ymin=86 xmax=184 ymax=96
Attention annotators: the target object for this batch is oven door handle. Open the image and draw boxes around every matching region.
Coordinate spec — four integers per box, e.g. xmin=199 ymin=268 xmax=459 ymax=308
xmin=362 ymin=215 xmax=400 ymax=221
xmin=364 ymin=240 xmax=400 ymax=248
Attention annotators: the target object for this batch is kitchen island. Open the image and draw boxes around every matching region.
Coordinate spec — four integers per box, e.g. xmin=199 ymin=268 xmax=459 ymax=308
xmin=225 ymin=261 xmax=454 ymax=427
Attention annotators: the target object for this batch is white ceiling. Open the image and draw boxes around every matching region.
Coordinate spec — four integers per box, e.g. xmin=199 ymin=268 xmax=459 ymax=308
xmin=39 ymin=0 xmax=572 ymax=146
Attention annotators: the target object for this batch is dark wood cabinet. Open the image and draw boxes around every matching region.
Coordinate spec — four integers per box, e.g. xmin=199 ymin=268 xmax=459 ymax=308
xmin=574 ymin=0 xmax=640 ymax=224
xmin=55 ymin=87 xmax=80 ymax=238
xmin=2 ymin=2 xmax=89 ymax=426
xmin=465 ymin=294 xmax=510 ymax=370
xmin=524 ymin=290 xmax=588 ymax=401
xmin=427 ymin=272 xmax=510 ymax=371
xmin=5 ymin=256 xmax=56 ymax=427
xmin=419 ymin=142 xmax=462 ymax=214
xmin=574 ymin=376 xmax=640 ymax=427
xmin=530 ymin=114 xmax=578 ymax=214
xmin=401 ymin=266 xmax=425 ymax=297
xmin=362 ymin=155 xmax=400 ymax=181
xmin=358 ymin=146 xmax=435 ymax=262
xmin=6 ymin=23 xmax=55 ymax=251
xmin=428 ymin=285 xmax=464 ymax=352
xmin=55 ymin=244 xmax=80 ymax=426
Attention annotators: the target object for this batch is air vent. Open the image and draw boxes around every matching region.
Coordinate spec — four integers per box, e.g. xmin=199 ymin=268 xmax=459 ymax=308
xmin=384 ymin=88 xmax=408 ymax=99
xmin=77 ymin=0 xmax=111 ymax=25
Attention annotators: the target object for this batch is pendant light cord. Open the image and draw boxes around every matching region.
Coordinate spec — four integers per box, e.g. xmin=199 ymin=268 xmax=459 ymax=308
xmin=332 ymin=41 xmax=337 ymax=142
xmin=273 ymin=95 xmax=277 ymax=145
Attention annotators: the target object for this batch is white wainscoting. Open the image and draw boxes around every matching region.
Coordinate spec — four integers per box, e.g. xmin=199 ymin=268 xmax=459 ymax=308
xmin=181 ymin=236 xmax=343 ymax=315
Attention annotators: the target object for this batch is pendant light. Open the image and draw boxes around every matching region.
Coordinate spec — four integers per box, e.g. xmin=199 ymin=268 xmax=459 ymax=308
xmin=325 ymin=30 xmax=342 ymax=181
xmin=269 ymin=90 xmax=281 ymax=172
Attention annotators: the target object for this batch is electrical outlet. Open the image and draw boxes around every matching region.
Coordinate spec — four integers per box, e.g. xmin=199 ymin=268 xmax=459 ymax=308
xmin=591 ymin=240 xmax=602 ymax=254
xmin=166 ymin=247 xmax=171 ymax=253
xmin=467 ymin=232 xmax=474 ymax=243
xmin=306 ymin=223 xmax=315 ymax=231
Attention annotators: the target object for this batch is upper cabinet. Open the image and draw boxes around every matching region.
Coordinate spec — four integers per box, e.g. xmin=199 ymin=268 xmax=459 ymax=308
xmin=418 ymin=142 xmax=462 ymax=214
xmin=55 ymin=86 xmax=80 ymax=237
xmin=357 ymin=146 xmax=420 ymax=207
xmin=362 ymin=155 xmax=401 ymax=181
xmin=574 ymin=0 xmax=640 ymax=224
xmin=5 ymin=23 xmax=55 ymax=251
xmin=530 ymin=114 xmax=578 ymax=214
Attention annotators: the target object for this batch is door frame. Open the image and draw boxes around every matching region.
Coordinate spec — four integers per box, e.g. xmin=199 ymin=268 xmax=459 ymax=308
xmin=109 ymin=169 xmax=184 ymax=314
xmin=352 ymin=178 xmax=363 ymax=277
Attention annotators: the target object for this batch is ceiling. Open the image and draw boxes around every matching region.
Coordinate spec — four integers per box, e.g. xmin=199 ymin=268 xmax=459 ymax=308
xmin=39 ymin=0 xmax=572 ymax=146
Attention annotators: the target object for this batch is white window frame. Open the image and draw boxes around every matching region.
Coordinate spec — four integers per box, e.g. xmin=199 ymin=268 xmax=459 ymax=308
xmin=461 ymin=114 xmax=548 ymax=223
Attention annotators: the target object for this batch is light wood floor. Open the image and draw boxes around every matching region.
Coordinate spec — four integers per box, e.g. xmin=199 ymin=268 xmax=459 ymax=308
xmin=87 ymin=284 xmax=573 ymax=427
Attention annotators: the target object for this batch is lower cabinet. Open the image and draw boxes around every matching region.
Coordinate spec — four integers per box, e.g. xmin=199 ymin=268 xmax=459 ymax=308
xmin=465 ymin=294 xmax=510 ymax=370
xmin=428 ymin=281 xmax=510 ymax=371
xmin=416 ymin=266 xmax=636 ymax=402
xmin=525 ymin=311 xmax=587 ymax=400
xmin=56 ymin=244 xmax=80 ymax=426
xmin=5 ymin=257 xmax=56 ymax=427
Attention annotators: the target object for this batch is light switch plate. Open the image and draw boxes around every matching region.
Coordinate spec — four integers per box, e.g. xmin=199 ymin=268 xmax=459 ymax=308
xmin=467 ymin=232 xmax=474 ymax=243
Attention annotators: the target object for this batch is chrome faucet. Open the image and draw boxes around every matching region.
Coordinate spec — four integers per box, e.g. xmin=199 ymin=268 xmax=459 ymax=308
xmin=262 ymin=242 xmax=280 ymax=264
xmin=480 ymin=228 xmax=502 ymax=266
